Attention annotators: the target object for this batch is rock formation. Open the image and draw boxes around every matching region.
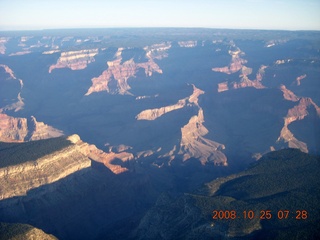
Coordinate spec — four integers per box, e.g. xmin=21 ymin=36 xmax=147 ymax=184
xmin=0 ymin=133 xmax=136 ymax=200
xmin=277 ymin=97 xmax=320 ymax=152
xmin=212 ymin=48 xmax=247 ymax=74
xmin=136 ymin=84 xmax=226 ymax=165
xmin=136 ymin=99 xmax=186 ymax=120
xmin=232 ymin=65 xmax=266 ymax=90
xmin=0 ymin=114 xmax=63 ymax=142
xmin=0 ymin=37 xmax=8 ymax=54
xmin=136 ymin=85 xmax=204 ymax=120
xmin=178 ymin=41 xmax=197 ymax=48
xmin=144 ymin=42 xmax=171 ymax=60
xmin=279 ymin=84 xmax=299 ymax=102
xmin=67 ymin=134 xmax=133 ymax=174
xmin=85 ymin=45 xmax=164 ymax=95
xmin=0 ymin=64 xmax=25 ymax=112
xmin=0 ymin=139 xmax=91 ymax=200
xmin=49 ymin=49 xmax=99 ymax=73
xmin=295 ymin=74 xmax=307 ymax=86
xmin=178 ymin=108 xmax=227 ymax=165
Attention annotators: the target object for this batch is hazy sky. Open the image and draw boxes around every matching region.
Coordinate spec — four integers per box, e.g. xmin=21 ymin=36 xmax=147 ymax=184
xmin=1 ymin=0 xmax=320 ymax=31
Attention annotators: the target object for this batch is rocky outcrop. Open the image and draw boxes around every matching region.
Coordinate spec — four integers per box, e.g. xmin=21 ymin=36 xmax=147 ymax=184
xmin=0 ymin=64 xmax=25 ymax=112
xmin=212 ymin=48 xmax=247 ymax=74
xmin=0 ymin=64 xmax=16 ymax=79
xmin=136 ymin=99 xmax=186 ymax=120
xmin=217 ymin=65 xmax=267 ymax=92
xmin=136 ymin=85 xmax=226 ymax=165
xmin=277 ymin=97 xmax=320 ymax=152
xmin=85 ymin=46 xmax=164 ymax=95
xmin=144 ymin=42 xmax=171 ymax=60
xmin=0 ymin=114 xmax=63 ymax=142
xmin=49 ymin=49 xmax=98 ymax=73
xmin=67 ymin=134 xmax=133 ymax=174
xmin=0 ymin=134 xmax=135 ymax=200
xmin=217 ymin=81 xmax=229 ymax=92
xmin=232 ymin=65 xmax=266 ymax=90
xmin=265 ymin=39 xmax=288 ymax=48
xmin=295 ymin=74 xmax=307 ymax=86
xmin=178 ymin=41 xmax=197 ymax=48
xmin=178 ymin=109 xmax=227 ymax=165
xmin=136 ymin=85 xmax=204 ymax=120
xmin=280 ymin=84 xmax=299 ymax=102
xmin=0 ymin=140 xmax=91 ymax=200
xmin=0 ymin=222 xmax=58 ymax=240
xmin=0 ymin=37 xmax=8 ymax=55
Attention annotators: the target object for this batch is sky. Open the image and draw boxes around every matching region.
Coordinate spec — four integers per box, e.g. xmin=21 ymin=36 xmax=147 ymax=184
xmin=0 ymin=0 xmax=320 ymax=31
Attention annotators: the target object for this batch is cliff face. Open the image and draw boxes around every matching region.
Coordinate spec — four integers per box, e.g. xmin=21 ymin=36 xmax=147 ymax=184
xmin=0 ymin=133 xmax=134 ymax=200
xmin=49 ymin=49 xmax=99 ymax=73
xmin=67 ymin=134 xmax=133 ymax=174
xmin=232 ymin=65 xmax=266 ymax=90
xmin=85 ymin=45 xmax=165 ymax=95
xmin=0 ymin=64 xmax=25 ymax=112
xmin=213 ymin=44 xmax=267 ymax=92
xmin=0 ymin=114 xmax=63 ymax=142
xmin=0 ymin=141 xmax=91 ymax=200
xmin=136 ymin=85 xmax=227 ymax=165
xmin=212 ymin=48 xmax=247 ymax=74
xmin=136 ymin=85 xmax=204 ymax=121
xmin=277 ymin=97 xmax=320 ymax=152
xmin=178 ymin=108 xmax=227 ymax=165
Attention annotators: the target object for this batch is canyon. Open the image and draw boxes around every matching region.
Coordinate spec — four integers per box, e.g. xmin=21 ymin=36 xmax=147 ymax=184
xmin=0 ymin=28 xmax=319 ymax=239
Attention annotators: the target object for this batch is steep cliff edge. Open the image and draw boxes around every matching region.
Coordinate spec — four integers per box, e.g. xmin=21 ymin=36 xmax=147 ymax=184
xmin=0 ymin=114 xmax=63 ymax=142
xmin=136 ymin=85 xmax=227 ymax=165
xmin=277 ymin=96 xmax=320 ymax=152
xmin=0 ymin=138 xmax=91 ymax=200
xmin=0 ymin=134 xmax=134 ymax=200
xmin=178 ymin=108 xmax=227 ymax=165
xmin=0 ymin=64 xmax=25 ymax=112
xmin=136 ymin=85 xmax=204 ymax=121
xmin=67 ymin=134 xmax=133 ymax=174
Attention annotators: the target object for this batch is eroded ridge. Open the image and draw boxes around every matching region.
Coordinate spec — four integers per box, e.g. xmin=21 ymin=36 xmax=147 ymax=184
xmin=86 ymin=43 xmax=170 ymax=96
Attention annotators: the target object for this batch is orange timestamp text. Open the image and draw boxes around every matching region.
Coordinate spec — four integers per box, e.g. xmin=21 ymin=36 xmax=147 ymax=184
xmin=212 ymin=210 xmax=308 ymax=220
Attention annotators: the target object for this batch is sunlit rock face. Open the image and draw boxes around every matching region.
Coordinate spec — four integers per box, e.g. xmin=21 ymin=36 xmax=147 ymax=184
xmin=0 ymin=140 xmax=91 ymax=200
xmin=0 ymin=114 xmax=63 ymax=142
xmin=277 ymin=97 xmax=320 ymax=152
xmin=49 ymin=49 xmax=99 ymax=73
xmin=85 ymin=44 xmax=168 ymax=96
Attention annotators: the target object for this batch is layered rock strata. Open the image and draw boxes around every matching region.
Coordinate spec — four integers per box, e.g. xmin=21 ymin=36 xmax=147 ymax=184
xmin=212 ymin=48 xmax=247 ymax=74
xmin=136 ymin=85 xmax=204 ymax=120
xmin=178 ymin=108 xmax=227 ymax=165
xmin=0 ymin=64 xmax=25 ymax=112
xmin=67 ymin=134 xmax=133 ymax=174
xmin=86 ymin=45 xmax=165 ymax=95
xmin=0 ymin=114 xmax=63 ymax=142
xmin=136 ymin=85 xmax=227 ymax=165
xmin=0 ymin=141 xmax=91 ymax=200
xmin=277 ymin=94 xmax=320 ymax=152
xmin=49 ymin=49 xmax=98 ymax=73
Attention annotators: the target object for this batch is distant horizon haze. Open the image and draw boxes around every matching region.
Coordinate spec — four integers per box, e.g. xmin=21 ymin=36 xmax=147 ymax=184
xmin=1 ymin=0 xmax=320 ymax=31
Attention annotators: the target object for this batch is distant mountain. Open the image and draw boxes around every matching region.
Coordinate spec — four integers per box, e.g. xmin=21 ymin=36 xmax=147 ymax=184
xmin=133 ymin=148 xmax=320 ymax=240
